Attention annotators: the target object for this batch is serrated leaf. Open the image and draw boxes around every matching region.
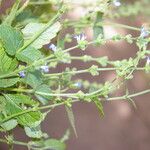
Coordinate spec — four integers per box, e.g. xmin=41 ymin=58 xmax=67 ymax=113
xmin=0 ymin=25 xmax=24 ymax=56
xmin=93 ymin=98 xmax=104 ymax=117
xmin=9 ymin=94 xmax=39 ymax=106
xmin=16 ymin=46 xmax=43 ymax=64
xmin=93 ymin=12 xmax=104 ymax=40
xmin=0 ymin=43 xmax=18 ymax=74
xmin=1 ymin=119 xmax=18 ymax=131
xmin=65 ymin=106 xmax=77 ymax=137
xmin=30 ymin=139 xmax=66 ymax=150
xmin=23 ymin=70 xmax=43 ymax=89
xmin=0 ymin=78 xmax=19 ymax=88
xmin=22 ymin=22 xmax=61 ymax=49
xmin=0 ymin=96 xmax=6 ymax=112
xmin=2 ymin=94 xmax=42 ymax=127
xmin=24 ymin=126 xmax=44 ymax=138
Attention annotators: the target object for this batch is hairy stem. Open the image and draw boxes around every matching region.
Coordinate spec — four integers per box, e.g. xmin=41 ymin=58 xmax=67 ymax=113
xmin=0 ymin=89 xmax=150 ymax=125
xmin=3 ymin=0 xmax=22 ymax=25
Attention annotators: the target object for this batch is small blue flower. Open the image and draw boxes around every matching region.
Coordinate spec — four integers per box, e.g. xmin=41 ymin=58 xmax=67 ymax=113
xmin=40 ymin=65 xmax=49 ymax=73
xmin=146 ymin=56 xmax=150 ymax=65
xmin=113 ymin=0 xmax=121 ymax=7
xmin=140 ymin=26 xmax=149 ymax=38
xmin=19 ymin=71 xmax=26 ymax=78
xmin=74 ymin=82 xmax=82 ymax=88
xmin=74 ymin=33 xmax=86 ymax=43
xmin=49 ymin=44 xmax=57 ymax=52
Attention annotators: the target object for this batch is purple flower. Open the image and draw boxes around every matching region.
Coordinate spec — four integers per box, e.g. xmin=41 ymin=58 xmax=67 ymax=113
xmin=49 ymin=44 xmax=57 ymax=52
xmin=146 ymin=56 xmax=150 ymax=65
xmin=74 ymin=33 xmax=86 ymax=42
xmin=140 ymin=26 xmax=149 ymax=38
xmin=113 ymin=0 xmax=121 ymax=7
xmin=40 ymin=65 xmax=49 ymax=73
xmin=19 ymin=71 xmax=26 ymax=78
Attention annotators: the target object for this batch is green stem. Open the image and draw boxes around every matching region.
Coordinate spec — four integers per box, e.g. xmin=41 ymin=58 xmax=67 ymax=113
xmin=1 ymin=89 xmax=150 ymax=125
xmin=0 ymin=138 xmax=28 ymax=147
xmin=101 ymin=22 xmax=141 ymax=31
xmin=0 ymin=34 xmax=140 ymax=79
xmin=0 ymin=41 xmax=92 ymax=79
xmin=16 ymin=0 xmax=30 ymax=16
xmin=29 ymin=1 xmax=52 ymax=5
xmin=65 ymin=20 xmax=142 ymax=32
xmin=44 ymin=67 xmax=145 ymax=77
xmin=3 ymin=0 xmax=22 ymax=25
xmin=107 ymin=89 xmax=150 ymax=101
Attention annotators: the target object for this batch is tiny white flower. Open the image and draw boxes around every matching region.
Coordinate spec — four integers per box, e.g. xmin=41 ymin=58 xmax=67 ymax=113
xmin=40 ymin=65 xmax=49 ymax=73
xmin=74 ymin=82 xmax=82 ymax=88
xmin=140 ymin=26 xmax=149 ymax=38
xmin=49 ymin=44 xmax=57 ymax=52
xmin=74 ymin=33 xmax=86 ymax=43
xmin=113 ymin=0 xmax=121 ymax=7
xmin=146 ymin=56 xmax=150 ymax=65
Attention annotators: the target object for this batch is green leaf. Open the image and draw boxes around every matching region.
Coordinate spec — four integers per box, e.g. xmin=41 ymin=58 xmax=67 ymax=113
xmin=65 ymin=106 xmax=77 ymax=137
xmin=3 ymin=0 xmax=21 ymax=25
xmin=0 ymin=119 xmax=18 ymax=131
xmin=0 ymin=25 xmax=24 ymax=56
xmin=0 ymin=43 xmax=18 ymax=74
xmin=24 ymin=126 xmax=44 ymax=138
xmin=23 ymin=70 xmax=43 ymax=89
xmin=44 ymin=139 xmax=66 ymax=150
xmin=16 ymin=46 xmax=43 ymax=64
xmin=22 ymin=22 xmax=61 ymax=49
xmin=93 ymin=12 xmax=104 ymax=40
xmin=9 ymin=94 xmax=39 ymax=106
xmin=35 ymin=84 xmax=52 ymax=104
xmin=30 ymin=139 xmax=66 ymax=150
xmin=0 ymin=96 xmax=6 ymax=112
xmin=93 ymin=97 xmax=104 ymax=117
xmin=2 ymin=94 xmax=43 ymax=127
xmin=0 ymin=78 xmax=19 ymax=88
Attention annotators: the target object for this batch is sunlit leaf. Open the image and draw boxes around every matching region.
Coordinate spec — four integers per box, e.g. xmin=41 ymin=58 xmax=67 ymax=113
xmin=16 ymin=46 xmax=43 ymax=64
xmin=0 ymin=119 xmax=18 ymax=131
xmin=0 ymin=78 xmax=19 ymax=88
xmin=2 ymin=94 xmax=42 ymax=127
xmin=65 ymin=106 xmax=77 ymax=137
xmin=0 ymin=43 xmax=18 ymax=74
xmin=22 ymin=22 xmax=61 ymax=49
xmin=0 ymin=25 xmax=24 ymax=56
xmin=25 ymin=125 xmax=45 ymax=138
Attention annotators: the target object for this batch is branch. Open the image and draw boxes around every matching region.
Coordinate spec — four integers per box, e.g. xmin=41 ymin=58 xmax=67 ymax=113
xmin=0 ymin=89 xmax=150 ymax=125
xmin=3 ymin=0 xmax=22 ymax=25
xmin=16 ymin=0 xmax=30 ymax=16
xmin=44 ymin=67 xmax=145 ymax=77
xmin=0 ymin=138 xmax=28 ymax=147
